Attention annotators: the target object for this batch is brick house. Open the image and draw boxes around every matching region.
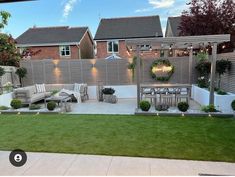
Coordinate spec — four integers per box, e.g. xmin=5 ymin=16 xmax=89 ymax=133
xmin=94 ymin=15 xmax=163 ymax=59
xmin=16 ymin=26 xmax=94 ymax=60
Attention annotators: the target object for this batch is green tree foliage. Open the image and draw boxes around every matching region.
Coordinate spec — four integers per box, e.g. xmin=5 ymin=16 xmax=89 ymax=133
xmin=0 ymin=11 xmax=11 ymax=30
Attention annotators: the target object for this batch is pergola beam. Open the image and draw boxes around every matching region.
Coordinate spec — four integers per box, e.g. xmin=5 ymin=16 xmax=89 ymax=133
xmin=126 ymin=34 xmax=231 ymax=47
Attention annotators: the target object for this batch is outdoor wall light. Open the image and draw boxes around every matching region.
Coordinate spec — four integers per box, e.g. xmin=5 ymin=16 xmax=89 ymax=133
xmin=92 ymin=63 xmax=95 ymax=68
xmin=130 ymin=46 xmax=133 ymax=51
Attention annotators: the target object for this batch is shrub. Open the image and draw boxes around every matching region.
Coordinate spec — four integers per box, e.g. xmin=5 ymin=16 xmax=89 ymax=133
xmin=216 ymin=89 xmax=227 ymax=95
xmin=102 ymin=88 xmax=115 ymax=95
xmin=177 ymin=102 xmax=189 ymax=112
xmin=0 ymin=106 xmax=10 ymax=110
xmin=10 ymin=99 xmax=22 ymax=109
xmin=51 ymin=90 xmax=59 ymax=95
xmin=47 ymin=101 xmax=56 ymax=111
xmin=29 ymin=104 xmax=41 ymax=110
xmin=139 ymin=100 xmax=151 ymax=112
xmin=201 ymin=104 xmax=217 ymax=113
xmin=0 ymin=67 xmax=5 ymax=77
xmin=155 ymin=104 xmax=169 ymax=111
xmin=231 ymin=100 xmax=235 ymax=111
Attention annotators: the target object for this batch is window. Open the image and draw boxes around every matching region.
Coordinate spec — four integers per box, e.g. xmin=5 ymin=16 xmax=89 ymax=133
xmin=107 ymin=41 xmax=119 ymax=53
xmin=140 ymin=45 xmax=151 ymax=51
xmin=59 ymin=46 xmax=71 ymax=57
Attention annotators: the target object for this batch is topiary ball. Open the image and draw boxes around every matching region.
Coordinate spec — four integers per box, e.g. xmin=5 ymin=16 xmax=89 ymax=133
xmin=231 ymin=100 xmax=235 ymax=111
xmin=47 ymin=101 xmax=57 ymax=111
xmin=10 ymin=99 xmax=22 ymax=109
xmin=178 ymin=102 xmax=189 ymax=112
xmin=140 ymin=100 xmax=151 ymax=112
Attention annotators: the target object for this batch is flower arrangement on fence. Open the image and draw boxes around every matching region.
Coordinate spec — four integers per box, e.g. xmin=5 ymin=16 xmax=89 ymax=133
xmin=3 ymin=82 xmax=13 ymax=93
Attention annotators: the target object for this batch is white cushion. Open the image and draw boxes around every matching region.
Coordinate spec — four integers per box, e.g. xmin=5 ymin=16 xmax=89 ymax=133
xmin=74 ymin=83 xmax=81 ymax=92
xmin=35 ymin=84 xmax=46 ymax=93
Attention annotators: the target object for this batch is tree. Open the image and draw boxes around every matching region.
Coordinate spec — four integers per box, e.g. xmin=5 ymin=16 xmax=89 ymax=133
xmin=15 ymin=67 xmax=27 ymax=87
xmin=0 ymin=11 xmax=11 ymax=30
xmin=0 ymin=33 xmax=21 ymax=66
xmin=179 ymin=0 xmax=235 ymax=36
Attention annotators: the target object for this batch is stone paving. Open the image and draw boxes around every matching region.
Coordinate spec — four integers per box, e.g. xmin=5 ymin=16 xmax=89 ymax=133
xmin=0 ymin=151 xmax=235 ymax=176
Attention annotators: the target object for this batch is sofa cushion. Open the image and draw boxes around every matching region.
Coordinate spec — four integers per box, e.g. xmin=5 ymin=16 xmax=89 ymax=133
xmin=74 ymin=83 xmax=81 ymax=92
xmin=30 ymin=93 xmax=45 ymax=103
xmin=35 ymin=84 xmax=46 ymax=93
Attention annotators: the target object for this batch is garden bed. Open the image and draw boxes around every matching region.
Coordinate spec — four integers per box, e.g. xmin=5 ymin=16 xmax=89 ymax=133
xmin=0 ymin=92 xmax=13 ymax=107
xmin=191 ymin=84 xmax=235 ymax=113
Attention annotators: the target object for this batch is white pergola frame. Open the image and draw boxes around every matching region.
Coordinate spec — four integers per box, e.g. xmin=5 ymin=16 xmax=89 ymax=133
xmin=126 ymin=34 xmax=231 ymax=109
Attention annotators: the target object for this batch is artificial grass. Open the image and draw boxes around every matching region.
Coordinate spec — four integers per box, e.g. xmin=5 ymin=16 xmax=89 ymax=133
xmin=0 ymin=114 xmax=235 ymax=162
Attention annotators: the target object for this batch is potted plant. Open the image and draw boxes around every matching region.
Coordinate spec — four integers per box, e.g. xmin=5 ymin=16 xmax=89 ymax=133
xmin=102 ymin=88 xmax=117 ymax=104
xmin=15 ymin=67 xmax=27 ymax=87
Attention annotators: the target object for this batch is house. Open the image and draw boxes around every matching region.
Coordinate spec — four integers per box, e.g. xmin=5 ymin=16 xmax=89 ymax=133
xmin=165 ymin=16 xmax=181 ymax=37
xmin=16 ymin=26 xmax=94 ymax=60
xmin=94 ymin=15 xmax=163 ymax=59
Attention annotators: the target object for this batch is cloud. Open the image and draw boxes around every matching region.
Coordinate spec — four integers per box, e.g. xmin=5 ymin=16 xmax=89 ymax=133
xmin=149 ymin=0 xmax=175 ymax=8
xmin=61 ymin=0 xmax=79 ymax=21
xmin=135 ymin=7 xmax=154 ymax=13
xmin=135 ymin=0 xmax=175 ymax=13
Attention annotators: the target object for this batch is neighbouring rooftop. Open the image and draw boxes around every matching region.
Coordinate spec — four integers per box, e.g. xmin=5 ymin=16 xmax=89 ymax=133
xmin=16 ymin=26 xmax=89 ymax=45
xmin=94 ymin=15 xmax=163 ymax=40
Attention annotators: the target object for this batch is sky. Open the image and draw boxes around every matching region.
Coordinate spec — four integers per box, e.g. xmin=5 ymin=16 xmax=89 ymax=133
xmin=0 ymin=0 xmax=188 ymax=38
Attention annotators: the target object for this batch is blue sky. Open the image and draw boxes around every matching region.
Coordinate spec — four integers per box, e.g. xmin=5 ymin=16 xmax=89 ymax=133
xmin=1 ymin=0 xmax=188 ymax=38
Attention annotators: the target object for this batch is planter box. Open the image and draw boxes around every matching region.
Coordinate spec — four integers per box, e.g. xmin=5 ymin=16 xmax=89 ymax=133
xmin=191 ymin=85 xmax=235 ymax=113
xmin=0 ymin=92 xmax=13 ymax=107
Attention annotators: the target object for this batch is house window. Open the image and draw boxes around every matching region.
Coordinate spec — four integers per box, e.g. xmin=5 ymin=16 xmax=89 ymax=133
xmin=107 ymin=41 xmax=119 ymax=53
xmin=140 ymin=45 xmax=151 ymax=51
xmin=60 ymin=45 xmax=71 ymax=56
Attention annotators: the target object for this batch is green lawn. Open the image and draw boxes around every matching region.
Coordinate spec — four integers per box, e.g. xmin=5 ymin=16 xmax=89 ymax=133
xmin=0 ymin=114 xmax=235 ymax=162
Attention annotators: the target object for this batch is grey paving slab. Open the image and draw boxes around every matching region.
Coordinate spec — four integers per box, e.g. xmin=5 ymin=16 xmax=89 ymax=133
xmin=22 ymin=152 xmax=77 ymax=176
xmin=0 ymin=151 xmax=42 ymax=176
xmin=65 ymin=155 xmax=112 ymax=176
xmin=0 ymin=151 xmax=235 ymax=176
xmin=70 ymin=99 xmax=136 ymax=115
xmin=107 ymin=156 xmax=151 ymax=176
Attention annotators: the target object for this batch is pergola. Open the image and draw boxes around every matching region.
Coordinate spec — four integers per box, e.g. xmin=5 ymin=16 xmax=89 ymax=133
xmin=126 ymin=34 xmax=231 ymax=109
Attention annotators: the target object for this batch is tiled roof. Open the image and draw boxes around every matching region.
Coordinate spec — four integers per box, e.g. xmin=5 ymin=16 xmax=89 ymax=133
xmin=94 ymin=15 xmax=163 ymax=40
xmin=16 ymin=26 xmax=88 ymax=45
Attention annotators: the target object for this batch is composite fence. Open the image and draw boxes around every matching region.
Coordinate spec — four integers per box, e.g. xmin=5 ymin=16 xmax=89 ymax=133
xmin=20 ymin=57 xmax=197 ymax=86
xmin=219 ymin=53 xmax=235 ymax=93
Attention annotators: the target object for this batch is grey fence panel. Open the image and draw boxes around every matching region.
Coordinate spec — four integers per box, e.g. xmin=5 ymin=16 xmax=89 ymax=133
xmin=20 ymin=57 xmax=199 ymax=86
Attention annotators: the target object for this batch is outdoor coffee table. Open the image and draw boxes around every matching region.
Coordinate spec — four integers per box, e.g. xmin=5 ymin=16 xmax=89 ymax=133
xmin=44 ymin=96 xmax=71 ymax=108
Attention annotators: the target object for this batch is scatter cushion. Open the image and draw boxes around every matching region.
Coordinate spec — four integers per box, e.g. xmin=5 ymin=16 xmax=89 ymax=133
xmin=74 ymin=83 xmax=81 ymax=92
xmin=35 ymin=84 xmax=46 ymax=93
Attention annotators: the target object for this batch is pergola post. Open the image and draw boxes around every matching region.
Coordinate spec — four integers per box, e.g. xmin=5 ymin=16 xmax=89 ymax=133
xmin=188 ymin=47 xmax=193 ymax=84
xmin=209 ymin=42 xmax=218 ymax=105
xmin=136 ymin=45 xmax=141 ymax=109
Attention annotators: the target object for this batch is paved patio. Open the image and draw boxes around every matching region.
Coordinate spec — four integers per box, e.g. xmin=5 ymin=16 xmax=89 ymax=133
xmin=0 ymin=151 xmax=235 ymax=176
xmin=69 ymin=98 xmax=202 ymax=115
